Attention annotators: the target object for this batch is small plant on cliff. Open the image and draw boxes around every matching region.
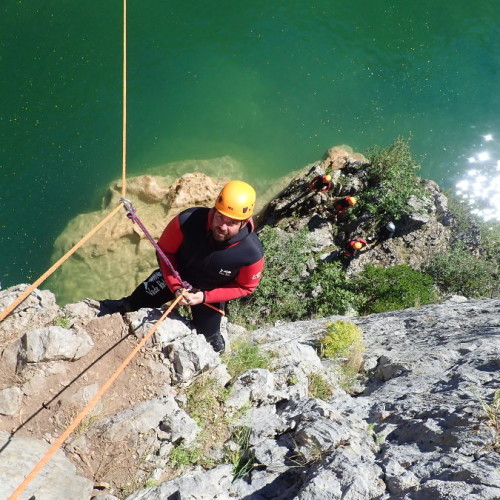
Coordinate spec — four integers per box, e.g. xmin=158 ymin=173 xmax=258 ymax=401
xmin=319 ymin=320 xmax=363 ymax=359
xmin=356 ymin=264 xmax=438 ymax=314
xmin=479 ymin=389 xmax=500 ymax=452
xmin=226 ymin=426 xmax=256 ymax=479
xmin=52 ymin=313 xmax=71 ymax=328
xmin=356 ymin=136 xmax=425 ymax=223
xmin=223 ymin=338 xmax=271 ymax=382
xmin=318 ymin=321 xmax=365 ymax=394
xmin=307 ymin=372 xmax=334 ymax=401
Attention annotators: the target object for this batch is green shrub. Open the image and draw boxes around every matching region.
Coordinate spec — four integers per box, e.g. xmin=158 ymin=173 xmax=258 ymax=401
xmin=319 ymin=320 xmax=363 ymax=358
xmin=424 ymin=247 xmax=499 ymax=298
xmin=356 ymin=137 xmax=425 ymax=223
xmin=357 ymin=264 xmax=438 ymax=314
xmin=169 ymin=445 xmax=202 ymax=468
xmin=223 ymin=339 xmax=271 ymax=381
xmin=53 ymin=314 xmax=71 ymax=328
xmin=306 ymin=261 xmax=367 ymax=317
xmin=307 ymin=372 xmax=334 ymax=401
xmin=446 ymin=190 xmax=500 ymax=264
xmin=228 ymin=226 xmax=313 ymax=327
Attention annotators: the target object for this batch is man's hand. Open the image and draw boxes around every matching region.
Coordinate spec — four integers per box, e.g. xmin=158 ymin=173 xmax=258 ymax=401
xmin=174 ymin=289 xmax=204 ymax=306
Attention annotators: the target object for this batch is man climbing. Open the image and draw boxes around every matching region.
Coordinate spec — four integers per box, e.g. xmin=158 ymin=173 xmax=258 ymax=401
xmin=379 ymin=221 xmax=396 ymax=240
xmin=332 ymin=196 xmax=357 ymax=216
xmin=309 ymin=173 xmax=333 ymax=193
xmin=99 ymin=180 xmax=264 ymax=352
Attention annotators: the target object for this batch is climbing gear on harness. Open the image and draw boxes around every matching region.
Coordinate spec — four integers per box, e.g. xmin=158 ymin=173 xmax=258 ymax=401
xmin=215 ymin=180 xmax=256 ymax=220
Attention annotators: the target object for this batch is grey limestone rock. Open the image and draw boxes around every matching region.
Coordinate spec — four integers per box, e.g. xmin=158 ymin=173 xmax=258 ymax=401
xmin=22 ymin=325 xmax=94 ymax=362
xmin=0 ymin=430 xmax=93 ymax=500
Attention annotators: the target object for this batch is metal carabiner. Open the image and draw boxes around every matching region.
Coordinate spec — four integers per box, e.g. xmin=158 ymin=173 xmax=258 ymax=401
xmin=119 ymin=197 xmax=136 ymax=218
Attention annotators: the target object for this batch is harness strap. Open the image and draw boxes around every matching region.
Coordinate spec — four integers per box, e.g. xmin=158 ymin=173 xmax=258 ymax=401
xmin=120 ymin=197 xmax=191 ymax=290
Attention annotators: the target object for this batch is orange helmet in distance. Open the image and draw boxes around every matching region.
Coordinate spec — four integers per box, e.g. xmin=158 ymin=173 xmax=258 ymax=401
xmin=352 ymin=241 xmax=363 ymax=250
xmin=347 ymin=196 xmax=357 ymax=206
xmin=215 ymin=180 xmax=256 ymax=220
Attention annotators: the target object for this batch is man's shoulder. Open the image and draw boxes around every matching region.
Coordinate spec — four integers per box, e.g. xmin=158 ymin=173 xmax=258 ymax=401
xmin=241 ymin=230 xmax=264 ymax=258
xmin=178 ymin=206 xmax=210 ymax=225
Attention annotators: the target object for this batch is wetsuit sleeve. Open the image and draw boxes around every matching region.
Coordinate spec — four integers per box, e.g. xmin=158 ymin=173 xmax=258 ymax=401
xmin=204 ymin=256 xmax=264 ymax=303
xmin=157 ymin=215 xmax=184 ymax=292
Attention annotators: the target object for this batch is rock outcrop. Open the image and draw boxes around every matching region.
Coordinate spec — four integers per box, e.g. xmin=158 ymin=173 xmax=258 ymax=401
xmin=259 ymin=152 xmax=452 ymax=276
xmin=46 ymin=172 xmax=228 ymax=305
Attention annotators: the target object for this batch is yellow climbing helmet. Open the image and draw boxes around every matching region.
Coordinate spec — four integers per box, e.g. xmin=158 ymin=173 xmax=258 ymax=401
xmin=347 ymin=196 xmax=357 ymax=206
xmin=215 ymin=180 xmax=256 ymax=220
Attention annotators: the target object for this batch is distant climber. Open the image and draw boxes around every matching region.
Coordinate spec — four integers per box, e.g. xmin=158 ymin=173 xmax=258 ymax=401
xmin=345 ymin=237 xmax=368 ymax=258
xmin=333 ymin=196 xmax=357 ymax=214
xmin=309 ymin=174 xmax=333 ymax=193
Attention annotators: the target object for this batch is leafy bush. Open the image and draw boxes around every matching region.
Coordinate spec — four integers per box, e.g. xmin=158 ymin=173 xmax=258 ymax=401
xmin=356 ymin=137 xmax=425 ymax=223
xmin=306 ymin=261 xmax=367 ymax=317
xmin=228 ymin=226 xmax=313 ymax=327
xmin=424 ymin=247 xmax=499 ymax=298
xmin=319 ymin=320 xmax=363 ymax=358
xmin=356 ymin=264 xmax=438 ymax=314
xmin=223 ymin=339 xmax=271 ymax=381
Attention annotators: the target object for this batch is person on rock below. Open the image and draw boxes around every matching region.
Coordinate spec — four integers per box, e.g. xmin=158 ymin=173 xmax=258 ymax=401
xmin=344 ymin=237 xmax=368 ymax=258
xmin=309 ymin=173 xmax=333 ymax=193
xmin=98 ymin=180 xmax=265 ymax=353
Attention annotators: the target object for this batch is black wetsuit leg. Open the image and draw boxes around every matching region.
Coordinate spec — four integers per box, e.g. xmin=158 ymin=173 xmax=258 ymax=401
xmin=190 ymin=302 xmax=226 ymax=352
xmin=124 ymin=269 xmax=174 ymax=310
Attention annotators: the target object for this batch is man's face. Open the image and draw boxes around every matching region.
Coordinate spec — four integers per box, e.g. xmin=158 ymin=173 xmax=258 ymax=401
xmin=212 ymin=210 xmax=244 ymax=241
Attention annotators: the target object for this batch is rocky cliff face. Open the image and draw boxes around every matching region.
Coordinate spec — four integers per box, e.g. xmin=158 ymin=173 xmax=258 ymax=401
xmin=258 ymin=147 xmax=452 ymax=276
xmin=1 ymin=286 xmax=499 ymax=500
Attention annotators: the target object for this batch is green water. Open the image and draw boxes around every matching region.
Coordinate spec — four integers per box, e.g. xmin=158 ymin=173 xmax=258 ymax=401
xmin=1 ymin=0 xmax=499 ymax=294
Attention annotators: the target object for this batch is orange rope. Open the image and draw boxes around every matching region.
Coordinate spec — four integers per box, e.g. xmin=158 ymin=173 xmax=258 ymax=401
xmin=121 ymin=0 xmax=127 ymax=197
xmin=0 ymin=204 xmax=123 ymax=324
xmin=8 ymin=294 xmax=183 ymax=500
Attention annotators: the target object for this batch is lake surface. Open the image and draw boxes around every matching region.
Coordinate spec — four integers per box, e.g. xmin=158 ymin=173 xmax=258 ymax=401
xmin=1 ymin=0 xmax=499 ymax=294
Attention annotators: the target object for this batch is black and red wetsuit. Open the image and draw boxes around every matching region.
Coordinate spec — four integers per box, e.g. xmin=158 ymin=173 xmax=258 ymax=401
xmin=309 ymin=175 xmax=332 ymax=193
xmin=333 ymin=197 xmax=354 ymax=214
xmin=344 ymin=237 xmax=367 ymax=257
xmin=158 ymin=207 xmax=264 ymax=302
xmin=124 ymin=207 xmax=264 ymax=350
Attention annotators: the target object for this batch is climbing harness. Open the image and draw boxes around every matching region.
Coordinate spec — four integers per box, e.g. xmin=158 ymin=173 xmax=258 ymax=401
xmin=120 ymin=197 xmax=225 ymax=316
